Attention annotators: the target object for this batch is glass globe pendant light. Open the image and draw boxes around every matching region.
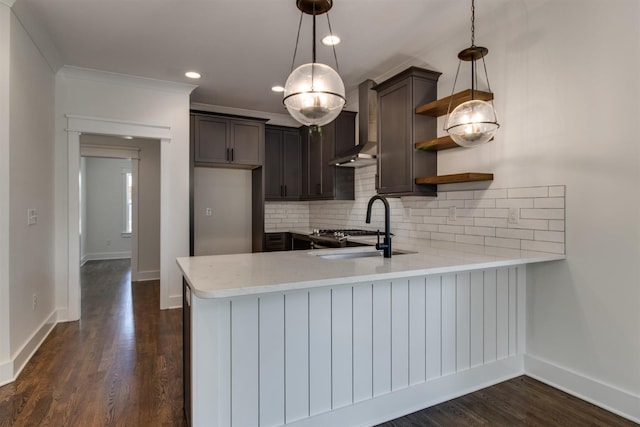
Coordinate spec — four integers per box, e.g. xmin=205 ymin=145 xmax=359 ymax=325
xmin=283 ymin=0 xmax=346 ymax=128
xmin=444 ymin=0 xmax=499 ymax=147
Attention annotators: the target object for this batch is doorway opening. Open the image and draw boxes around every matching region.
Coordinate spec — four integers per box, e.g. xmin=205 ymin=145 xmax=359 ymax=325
xmin=80 ymin=134 xmax=161 ymax=285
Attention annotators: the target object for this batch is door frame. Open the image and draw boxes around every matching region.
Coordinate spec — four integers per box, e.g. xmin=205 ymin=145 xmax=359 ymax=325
xmin=66 ymin=115 xmax=171 ymax=319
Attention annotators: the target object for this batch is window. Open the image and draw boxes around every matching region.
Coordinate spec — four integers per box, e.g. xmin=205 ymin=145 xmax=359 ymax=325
xmin=123 ymin=169 xmax=132 ymax=235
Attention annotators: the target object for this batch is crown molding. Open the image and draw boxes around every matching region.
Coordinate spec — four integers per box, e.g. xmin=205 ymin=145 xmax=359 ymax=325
xmin=190 ymin=102 xmax=301 ymax=127
xmin=0 ymin=0 xmax=16 ymax=8
xmin=58 ymin=66 xmax=197 ymax=95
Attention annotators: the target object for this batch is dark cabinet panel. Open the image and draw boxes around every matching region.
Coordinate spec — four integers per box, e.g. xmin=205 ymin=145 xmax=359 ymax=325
xmin=231 ymin=121 xmax=262 ymax=165
xmin=265 ymin=125 xmax=301 ymax=201
xmin=374 ymin=67 xmax=441 ymax=197
xmin=282 ymin=130 xmax=301 ymax=200
xmin=194 ymin=116 xmax=228 ymax=164
xmin=183 ymin=280 xmax=192 ymax=425
xmin=192 ymin=113 xmax=264 ymax=167
xmin=300 ymin=111 xmax=355 ymax=200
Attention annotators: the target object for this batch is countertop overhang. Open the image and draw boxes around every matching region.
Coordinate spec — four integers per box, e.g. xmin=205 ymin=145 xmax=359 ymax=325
xmin=177 ymin=237 xmax=565 ymax=299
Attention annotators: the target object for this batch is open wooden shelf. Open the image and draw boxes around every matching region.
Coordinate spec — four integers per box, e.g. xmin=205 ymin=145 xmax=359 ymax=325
xmin=415 ymin=89 xmax=494 ymax=117
xmin=415 ymin=135 xmax=460 ymax=151
xmin=415 ymin=173 xmax=494 ymax=185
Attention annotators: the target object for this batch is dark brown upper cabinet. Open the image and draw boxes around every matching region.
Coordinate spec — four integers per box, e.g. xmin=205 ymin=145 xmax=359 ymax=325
xmin=301 ymin=110 xmax=356 ymax=200
xmin=373 ymin=67 xmax=441 ymax=196
xmin=265 ymin=125 xmax=301 ymax=201
xmin=192 ymin=112 xmax=264 ymax=168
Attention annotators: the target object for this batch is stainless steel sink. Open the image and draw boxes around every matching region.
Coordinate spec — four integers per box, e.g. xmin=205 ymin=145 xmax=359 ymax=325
xmin=313 ymin=249 xmax=415 ymax=260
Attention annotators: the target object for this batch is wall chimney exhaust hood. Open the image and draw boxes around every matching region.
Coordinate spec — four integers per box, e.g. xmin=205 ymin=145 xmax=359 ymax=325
xmin=330 ymin=79 xmax=378 ymax=167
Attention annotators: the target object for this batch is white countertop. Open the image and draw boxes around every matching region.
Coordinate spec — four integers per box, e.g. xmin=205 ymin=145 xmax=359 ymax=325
xmin=177 ymin=237 xmax=565 ymax=299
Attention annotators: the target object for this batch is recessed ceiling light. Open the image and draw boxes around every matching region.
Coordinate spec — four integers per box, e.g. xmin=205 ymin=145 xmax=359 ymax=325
xmin=123 ymin=136 xmax=133 ymax=140
xmin=322 ymin=35 xmax=341 ymax=46
xmin=271 ymin=85 xmax=285 ymax=93
xmin=185 ymin=71 xmax=201 ymax=79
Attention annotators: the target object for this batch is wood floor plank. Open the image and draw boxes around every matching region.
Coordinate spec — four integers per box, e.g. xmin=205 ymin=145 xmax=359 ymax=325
xmin=0 ymin=260 xmax=636 ymax=427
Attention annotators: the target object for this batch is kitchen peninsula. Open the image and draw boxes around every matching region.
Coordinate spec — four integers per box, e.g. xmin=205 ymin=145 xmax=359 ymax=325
xmin=177 ymin=240 xmax=564 ymax=427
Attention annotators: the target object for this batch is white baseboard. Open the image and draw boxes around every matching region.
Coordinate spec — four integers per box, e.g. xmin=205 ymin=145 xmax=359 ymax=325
xmin=80 ymin=255 xmax=89 ymax=266
xmin=166 ymin=293 xmax=183 ymax=310
xmin=83 ymin=251 xmax=131 ymax=261
xmin=0 ymin=309 xmax=58 ymax=387
xmin=525 ymin=355 xmax=640 ymax=423
xmin=132 ymin=269 xmax=160 ymax=282
xmin=290 ymin=356 xmax=524 ymax=427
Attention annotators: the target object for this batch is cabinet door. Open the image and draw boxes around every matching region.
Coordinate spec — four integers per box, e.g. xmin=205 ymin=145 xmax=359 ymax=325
xmin=282 ymin=130 xmax=301 ymax=200
xmin=264 ymin=128 xmax=284 ymax=200
xmin=320 ymin=122 xmax=336 ymax=199
xmin=194 ymin=116 xmax=229 ymax=164
xmin=231 ymin=121 xmax=263 ymax=166
xmin=377 ymin=78 xmax=413 ymax=194
xmin=307 ymin=130 xmax=323 ymax=197
xmin=183 ymin=280 xmax=192 ymax=425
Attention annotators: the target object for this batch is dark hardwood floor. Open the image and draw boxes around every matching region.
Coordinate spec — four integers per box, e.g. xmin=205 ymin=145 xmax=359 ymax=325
xmin=0 ymin=259 xmax=186 ymax=427
xmin=0 ymin=259 xmax=636 ymax=426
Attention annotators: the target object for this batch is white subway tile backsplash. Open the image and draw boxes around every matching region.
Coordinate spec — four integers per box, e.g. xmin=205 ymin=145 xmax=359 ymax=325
xmin=431 ymin=232 xmax=456 ymax=242
xmin=496 ymin=228 xmax=534 ymax=240
xmin=520 ymin=209 xmax=564 ymax=220
xmin=534 ymin=230 xmax=565 ymax=243
xmin=268 ymin=165 xmax=565 ymax=255
xmin=446 ymin=191 xmax=475 ymax=200
xmin=474 ymin=189 xmax=507 ymax=199
xmin=485 ymin=237 xmax=521 ymax=249
xmin=456 ymin=234 xmax=485 ymax=245
xmin=495 ymin=198 xmax=534 ymax=209
xmin=507 ymin=187 xmax=549 ymax=198
xmin=549 ymin=220 xmax=565 ymax=231
xmin=534 ymin=198 xmax=565 ymax=209
xmin=549 ymin=186 xmax=565 ymax=197
xmin=474 ymin=217 xmax=508 ymax=228
xmin=464 ymin=226 xmax=496 ymax=237
xmin=521 ymin=240 xmax=565 ymax=254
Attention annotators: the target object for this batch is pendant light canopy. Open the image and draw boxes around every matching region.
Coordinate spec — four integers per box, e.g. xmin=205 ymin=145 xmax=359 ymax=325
xmin=445 ymin=0 xmax=499 ymax=147
xmin=283 ymin=0 xmax=346 ymax=128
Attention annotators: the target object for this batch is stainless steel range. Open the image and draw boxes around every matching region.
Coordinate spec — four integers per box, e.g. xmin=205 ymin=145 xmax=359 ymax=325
xmin=291 ymin=229 xmax=383 ymax=249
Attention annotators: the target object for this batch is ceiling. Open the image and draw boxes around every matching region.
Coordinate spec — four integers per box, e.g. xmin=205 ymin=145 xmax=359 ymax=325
xmin=16 ymin=0 xmax=473 ymax=116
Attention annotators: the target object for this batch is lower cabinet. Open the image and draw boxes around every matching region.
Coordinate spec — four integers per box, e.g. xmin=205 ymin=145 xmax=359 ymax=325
xmin=264 ymin=232 xmax=291 ymax=251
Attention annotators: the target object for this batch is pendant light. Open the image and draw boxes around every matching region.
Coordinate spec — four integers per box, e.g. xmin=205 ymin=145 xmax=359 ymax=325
xmin=283 ymin=0 xmax=346 ymax=129
xmin=444 ymin=0 xmax=499 ymax=147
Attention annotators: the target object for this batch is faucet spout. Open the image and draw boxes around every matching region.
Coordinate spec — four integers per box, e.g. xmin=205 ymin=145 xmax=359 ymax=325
xmin=365 ymin=195 xmax=392 ymax=258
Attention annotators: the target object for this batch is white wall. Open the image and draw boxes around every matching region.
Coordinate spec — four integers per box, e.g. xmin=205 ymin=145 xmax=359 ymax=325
xmin=3 ymin=3 xmax=56 ymax=384
xmin=400 ymin=0 xmax=640 ymax=419
xmin=55 ymin=68 xmax=194 ymax=314
xmin=80 ymin=157 xmax=87 ymax=263
xmin=83 ymin=157 xmax=132 ymax=260
xmin=0 ymin=4 xmax=12 ymax=383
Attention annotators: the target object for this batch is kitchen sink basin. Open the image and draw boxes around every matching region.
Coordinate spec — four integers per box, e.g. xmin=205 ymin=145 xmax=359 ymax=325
xmin=313 ymin=249 xmax=415 ymax=260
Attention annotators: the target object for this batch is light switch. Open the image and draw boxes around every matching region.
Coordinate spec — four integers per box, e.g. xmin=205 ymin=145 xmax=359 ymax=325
xmin=205 ymin=208 xmax=212 ymax=216
xmin=27 ymin=208 xmax=37 ymax=225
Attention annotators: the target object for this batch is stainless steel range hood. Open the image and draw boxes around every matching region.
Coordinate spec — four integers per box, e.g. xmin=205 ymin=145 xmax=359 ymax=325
xmin=330 ymin=79 xmax=378 ymax=167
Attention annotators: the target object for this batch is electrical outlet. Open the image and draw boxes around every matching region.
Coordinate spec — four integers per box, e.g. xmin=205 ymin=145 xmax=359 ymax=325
xmin=205 ymin=208 xmax=212 ymax=216
xmin=448 ymin=206 xmax=457 ymax=221
xmin=32 ymin=293 xmax=37 ymax=311
xmin=27 ymin=208 xmax=37 ymax=225
xmin=508 ymin=207 xmax=520 ymax=224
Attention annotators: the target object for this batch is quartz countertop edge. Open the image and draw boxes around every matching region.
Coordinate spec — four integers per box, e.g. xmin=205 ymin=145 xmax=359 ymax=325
xmin=177 ymin=239 xmax=565 ymax=299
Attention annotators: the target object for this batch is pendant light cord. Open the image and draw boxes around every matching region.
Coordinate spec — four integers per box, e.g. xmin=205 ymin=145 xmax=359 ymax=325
xmin=326 ymin=14 xmax=340 ymax=74
xmin=470 ymin=0 xmax=475 ymax=46
xmin=289 ymin=11 xmax=304 ymax=74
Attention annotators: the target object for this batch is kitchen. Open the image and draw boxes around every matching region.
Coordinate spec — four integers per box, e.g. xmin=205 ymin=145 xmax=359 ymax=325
xmin=0 ymin=0 xmax=639 ymax=426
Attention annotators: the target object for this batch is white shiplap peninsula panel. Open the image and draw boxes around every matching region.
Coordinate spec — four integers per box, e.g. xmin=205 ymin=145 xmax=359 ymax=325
xmin=190 ymin=266 xmax=525 ymax=427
